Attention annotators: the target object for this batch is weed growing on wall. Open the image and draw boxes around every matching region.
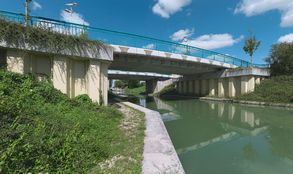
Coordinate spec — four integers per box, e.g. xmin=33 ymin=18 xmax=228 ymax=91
xmin=0 ymin=19 xmax=104 ymax=57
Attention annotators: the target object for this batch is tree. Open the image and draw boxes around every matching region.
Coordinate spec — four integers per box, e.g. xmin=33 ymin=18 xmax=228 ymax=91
xmin=243 ymin=34 xmax=261 ymax=66
xmin=266 ymin=42 xmax=293 ymax=76
xmin=114 ymin=80 xmax=127 ymax=88
xmin=128 ymin=80 xmax=141 ymax=89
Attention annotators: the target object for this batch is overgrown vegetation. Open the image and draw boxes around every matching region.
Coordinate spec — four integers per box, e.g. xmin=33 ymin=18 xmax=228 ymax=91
xmin=237 ymin=76 xmax=293 ymax=103
xmin=114 ymin=80 xmax=143 ymax=89
xmin=93 ymin=105 xmax=145 ymax=173
xmin=126 ymin=85 xmax=146 ymax=96
xmin=0 ymin=70 xmax=144 ymax=173
xmin=266 ymin=42 xmax=293 ymax=76
xmin=237 ymin=42 xmax=293 ymax=104
xmin=0 ymin=18 xmax=103 ymax=56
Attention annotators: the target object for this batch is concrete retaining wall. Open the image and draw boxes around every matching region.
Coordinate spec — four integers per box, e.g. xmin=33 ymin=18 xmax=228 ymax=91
xmin=146 ymin=78 xmax=175 ymax=94
xmin=118 ymin=101 xmax=185 ymax=174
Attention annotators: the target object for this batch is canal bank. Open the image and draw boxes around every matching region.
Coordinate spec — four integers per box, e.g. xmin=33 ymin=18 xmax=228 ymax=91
xmin=115 ymin=98 xmax=185 ymax=174
xmin=200 ymin=97 xmax=293 ymax=108
xmin=126 ymin=95 xmax=293 ymax=174
xmin=154 ymin=94 xmax=293 ymax=108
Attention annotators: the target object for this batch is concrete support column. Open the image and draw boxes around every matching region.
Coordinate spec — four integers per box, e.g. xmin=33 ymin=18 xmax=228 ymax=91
xmin=255 ymin=76 xmax=261 ymax=85
xmin=241 ymin=76 xmax=255 ymax=94
xmin=87 ymin=59 xmax=101 ymax=103
xmin=200 ymin=79 xmax=208 ymax=96
xmin=183 ymin=81 xmax=188 ymax=94
xmin=178 ymin=81 xmax=183 ymax=94
xmin=248 ymin=76 xmax=255 ymax=93
xmin=188 ymin=80 xmax=193 ymax=94
xmin=218 ymin=79 xmax=225 ymax=97
xmin=6 ymin=50 xmax=25 ymax=74
xmin=100 ymin=63 xmax=109 ymax=105
xmin=208 ymin=79 xmax=216 ymax=96
xmin=194 ymin=80 xmax=200 ymax=96
xmin=241 ymin=76 xmax=249 ymax=95
xmin=228 ymin=77 xmax=236 ymax=98
xmin=53 ymin=57 xmax=69 ymax=95
xmin=146 ymin=79 xmax=157 ymax=94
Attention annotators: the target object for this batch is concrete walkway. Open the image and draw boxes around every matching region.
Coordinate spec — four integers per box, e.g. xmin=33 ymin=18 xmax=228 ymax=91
xmin=118 ymin=100 xmax=185 ymax=174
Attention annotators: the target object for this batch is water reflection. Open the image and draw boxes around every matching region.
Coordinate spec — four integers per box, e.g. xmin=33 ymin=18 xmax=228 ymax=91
xmin=138 ymin=97 xmax=293 ymax=174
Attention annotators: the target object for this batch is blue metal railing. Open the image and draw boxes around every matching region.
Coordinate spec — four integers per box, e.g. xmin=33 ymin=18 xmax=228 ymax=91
xmin=0 ymin=10 xmax=269 ymax=68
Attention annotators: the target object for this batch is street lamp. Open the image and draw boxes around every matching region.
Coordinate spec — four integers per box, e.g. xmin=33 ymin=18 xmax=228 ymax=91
xmin=182 ymin=37 xmax=190 ymax=55
xmin=64 ymin=2 xmax=79 ymax=14
xmin=24 ymin=0 xmax=32 ymax=26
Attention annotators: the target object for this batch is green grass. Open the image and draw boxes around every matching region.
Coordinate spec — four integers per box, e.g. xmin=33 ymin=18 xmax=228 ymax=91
xmin=237 ymin=75 xmax=293 ymax=103
xmin=0 ymin=70 xmax=144 ymax=173
xmin=126 ymin=85 xmax=145 ymax=97
xmin=92 ymin=106 xmax=145 ymax=173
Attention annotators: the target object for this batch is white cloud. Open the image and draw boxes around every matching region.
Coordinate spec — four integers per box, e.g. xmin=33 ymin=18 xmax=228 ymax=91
xmin=182 ymin=34 xmax=244 ymax=50
xmin=143 ymin=43 xmax=156 ymax=49
xmin=235 ymin=0 xmax=293 ymax=27
xmin=152 ymin=0 xmax=192 ymax=18
xmin=170 ymin=28 xmax=194 ymax=41
xmin=32 ymin=1 xmax=42 ymax=10
xmin=60 ymin=11 xmax=89 ymax=26
xmin=278 ymin=33 xmax=293 ymax=43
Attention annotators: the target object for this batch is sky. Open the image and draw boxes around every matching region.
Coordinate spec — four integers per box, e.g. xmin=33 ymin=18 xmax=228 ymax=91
xmin=1 ymin=0 xmax=293 ymax=64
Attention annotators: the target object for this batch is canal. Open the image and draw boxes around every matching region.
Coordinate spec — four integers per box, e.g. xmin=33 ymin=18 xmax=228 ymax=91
xmin=130 ymin=97 xmax=293 ymax=174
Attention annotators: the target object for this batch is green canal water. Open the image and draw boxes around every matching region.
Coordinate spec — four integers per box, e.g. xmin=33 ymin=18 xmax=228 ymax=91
xmin=131 ymin=97 xmax=293 ymax=174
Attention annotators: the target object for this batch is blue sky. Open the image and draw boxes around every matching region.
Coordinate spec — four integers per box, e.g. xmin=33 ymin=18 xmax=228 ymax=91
xmin=1 ymin=0 xmax=293 ymax=64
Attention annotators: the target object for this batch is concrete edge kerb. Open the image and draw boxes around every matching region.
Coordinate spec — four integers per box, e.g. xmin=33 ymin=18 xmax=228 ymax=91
xmin=115 ymin=99 xmax=185 ymax=174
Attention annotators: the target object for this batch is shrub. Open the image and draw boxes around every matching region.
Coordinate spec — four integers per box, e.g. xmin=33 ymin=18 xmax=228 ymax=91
xmin=237 ymin=76 xmax=293 ymax=103
xmin=267 ymin=43 xmax=293 ymax=76
xmin=0 ymin=70 xmax=123 ymax=173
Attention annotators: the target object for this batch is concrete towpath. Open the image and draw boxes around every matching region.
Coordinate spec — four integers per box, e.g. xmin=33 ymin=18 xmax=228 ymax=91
xmin=117 ymin=100 xmax=185 ymax=174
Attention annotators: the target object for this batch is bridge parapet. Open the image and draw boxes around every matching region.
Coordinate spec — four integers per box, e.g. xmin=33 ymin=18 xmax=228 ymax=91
xmin=0 ymin=10 xmax=268 ymax=68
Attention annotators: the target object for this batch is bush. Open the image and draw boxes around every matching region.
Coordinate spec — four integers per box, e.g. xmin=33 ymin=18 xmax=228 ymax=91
xmin=267 ymin=43 xmax=293 ymax=76
xmin=0 ymin=70 xmax=123 ymax=173
xmin=128 ymin=80 xmax=141 ymax=89
xmin=237 ymin=75 xmax=293 ymax=103
xmin=114 ymin=80 xmax=127 ymax=88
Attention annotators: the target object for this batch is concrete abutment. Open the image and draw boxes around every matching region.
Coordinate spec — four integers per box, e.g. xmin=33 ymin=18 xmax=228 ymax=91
xmin=3 ymin=48 xmax=112 ymax=105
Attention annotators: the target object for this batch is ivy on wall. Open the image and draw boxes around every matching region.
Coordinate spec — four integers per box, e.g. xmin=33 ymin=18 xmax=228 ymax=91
xmin=0 ymin=19 xmax=104 ymax=57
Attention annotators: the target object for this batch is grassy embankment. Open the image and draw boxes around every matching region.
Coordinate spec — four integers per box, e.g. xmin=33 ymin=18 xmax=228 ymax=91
xmin=125 ymin=85 xmax=146 ymax=97
xmin=237 ymin=75 xmax=293 ymax=104
xmin=0 ymin=70 xmax=144 ymax=173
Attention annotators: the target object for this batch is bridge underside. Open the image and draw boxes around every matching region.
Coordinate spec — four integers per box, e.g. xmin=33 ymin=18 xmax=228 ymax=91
xmin=110 ymin=53 xmax=224 ymax=75
xmin=109 ymin=74 xmax=162 ymax=80
xmin=108 ymin=70 xmax=179 ymax=81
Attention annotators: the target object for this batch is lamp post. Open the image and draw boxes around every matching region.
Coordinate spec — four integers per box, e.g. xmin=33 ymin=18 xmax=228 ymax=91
xmin=182 ymin=37 xmax=190 ymax=55
xmin=64 ymin=2 xmax=79 ymax=14
xmin=24 ymin=0 xmax=32 ymax=26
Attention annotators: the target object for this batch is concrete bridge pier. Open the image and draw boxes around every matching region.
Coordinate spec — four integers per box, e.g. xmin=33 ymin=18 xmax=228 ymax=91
xmin=2 ymin=46 xmax=113 ymax=105
xmin=177 ymin=68 xmax=269 ymax=98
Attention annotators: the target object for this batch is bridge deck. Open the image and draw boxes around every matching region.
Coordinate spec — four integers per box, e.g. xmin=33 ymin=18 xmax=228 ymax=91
xmin=0 ymin=10 xmax=268 ymax=69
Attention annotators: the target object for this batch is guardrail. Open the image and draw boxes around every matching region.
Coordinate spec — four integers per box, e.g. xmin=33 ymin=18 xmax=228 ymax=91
xmin=0 ymin=10 xmax=269 ymax=68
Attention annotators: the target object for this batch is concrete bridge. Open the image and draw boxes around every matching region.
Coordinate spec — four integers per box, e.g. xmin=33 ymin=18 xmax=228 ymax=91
xmin=0 ymin=10 xmax=270 ymax=104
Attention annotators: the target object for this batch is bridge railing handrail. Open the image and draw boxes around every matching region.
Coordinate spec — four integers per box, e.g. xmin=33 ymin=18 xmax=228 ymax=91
xmin=0 ymin=10 xmax=269 ymax=68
